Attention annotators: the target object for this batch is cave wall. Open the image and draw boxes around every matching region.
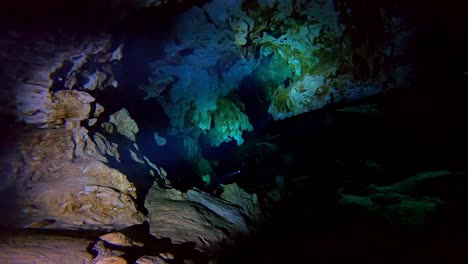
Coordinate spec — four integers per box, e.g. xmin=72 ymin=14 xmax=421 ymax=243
xmin=2 ymin=0 xmax=464 ymax=261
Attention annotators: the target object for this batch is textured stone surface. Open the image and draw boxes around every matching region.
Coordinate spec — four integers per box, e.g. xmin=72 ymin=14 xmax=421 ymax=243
xmin=51 ymin=90 xmax=96 ymax=125
xmin=136 ymin=256 xmax=168 ymax=264
xmin=14 ymin=128 xmax=144 ymax=230
xmin=100 ymin=232 xmax=144 ymax=247
xmin=109 ymin=108 xmax=140 ymax=141
xmin=95 ymin=103 xmax=106 ymax=117
xmin=253 ymin=0 xmax=413 ymax=120
xmin=93 ymin=132 xmax=121 ymax=162
xmin=205 ymin=97 xmax=253 ymax=147
xmin=0 ymin=31 xmax=120 ymax=126
xmin=145 ymin=184 xmax=261 ymax=254
xmin=142 ymin=1 xmax=258 ymax=143
xmin=220 ymin=183 xmax=264 ymax=224
xmin=92 ymin=240 xmax=126 ymax=262
xmin=0 ymin=231 xmax=94 ymax=263
xmin=142 ymin=0 xmax=414 ymax=123
xmin=185 ymin=189 xmax=249 ymax=234
xmin=93 ymin=256 xmax=128 ymax=264
xmin=146 ymin=186 xmax=227 ymax=254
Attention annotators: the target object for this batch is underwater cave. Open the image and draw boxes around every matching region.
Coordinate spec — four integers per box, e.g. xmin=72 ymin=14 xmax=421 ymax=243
xmin=0 ymin=0 xmax=468 ymax=263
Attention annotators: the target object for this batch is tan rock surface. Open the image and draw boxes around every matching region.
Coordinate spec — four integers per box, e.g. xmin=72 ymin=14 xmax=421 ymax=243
xmin=145 ymin=184 xmax=261 ymax=254
xmin=136 ymin=255 xmax=168 ymax=264
xmin=15 ymin=128 xmax=144 ymax=230
xmin=99 ymin=232 xmax=144 ymax=247
xmin=0 ymin=231 xmax=94 ymax=264
xmin=93 ymin=256 xmax=128 ymax=264
xmin=95 ymin=103 xmax=106 ymax=117
xmin=50 ymin=90 xmax=96 ymax=126
xmin=145 ymin=185 xmax=228 ymax=254
xmin=94 ymin=132 xmax=121 ymax=162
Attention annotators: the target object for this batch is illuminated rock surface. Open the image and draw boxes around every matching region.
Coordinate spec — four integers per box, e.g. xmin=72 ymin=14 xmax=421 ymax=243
xmin=15 ymin=128 xmax=144 ymax=230
xmin=0 ymin=231 xmax=94 ymax=263
xmin=145 ymin=183 xmax=261 ymax=254
xmin=109 ymin=108 xmax=140 ymax=142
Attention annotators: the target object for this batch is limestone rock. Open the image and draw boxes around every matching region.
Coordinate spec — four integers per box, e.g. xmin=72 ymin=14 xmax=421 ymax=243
xmin=268 ymin=75 xmax=329 ymax=120
xmin=153 ymin=131 xmax=167 ymax=146
xmin=0 ymin=231 xmax=94 ymax=263
xmin=83 ymin=72 xmax=99 ymax=90
xmin=99 ymin=232 xmax=144 ymax=247
xmin=136 ymin=256 xmax=168 ymax=264
xmin=0 ymin=31 xmax=120 ymax=126
xmin=51 ymin=90 xmax=95 ymax=125
xmin=143 ymin=2 xmax=258 ymax=144
xmin=109 ymin=108 xmax=139 ymax=141
xmin=93 ymin=256 xmax=128 ymax=264
xmin=15 ymin=128 xmax=144 ymax=230
xmin=186 ymin=189 xmax=249 ymax=233
xmin=92 ymin=240 xmax=126 ymax=260
xmin=206 ymin=97 xmax=253 ymax=147
xmin=95 ymin=103 xmax=106 ymax=117
xmin=143 ymin=156 xmax=169 ymax=186
xmin=220 ymin=183 xmax=264 ymax=223
xmin=110 ymin=44 xmax=124 ymax=61
xmin=89 ymin=118 xmax=98 ymax=126
xmin=146 ymin=187 xmax=227 ymax=254
xmin=130 ymin=149 xmax=145 ymax=164
xmin=102 ymin=122 xmax=115 ymax=134
xmin=145 ymin=184 xmax=259 ymax=254
xmin=93 ymin=132 xmax=121 ymax=162
xmin=230 ymin=18 xmax=251 ymax=46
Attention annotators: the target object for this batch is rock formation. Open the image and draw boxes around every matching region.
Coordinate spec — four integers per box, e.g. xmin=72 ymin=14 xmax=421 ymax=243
xmin=0 ymin=231 xmax=94 ymax=263
xmin=109 ymin=108 xmax=140 ymax=142
xmin=145 ymin=183 xmax=261 ymax=254
xmin=15 ymin=127 xmax=145 ymax=230
xmin=0 ymin=31 xmax=119 ymax=126
xmin=0 ymin=0 xmax=441 ymax=262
